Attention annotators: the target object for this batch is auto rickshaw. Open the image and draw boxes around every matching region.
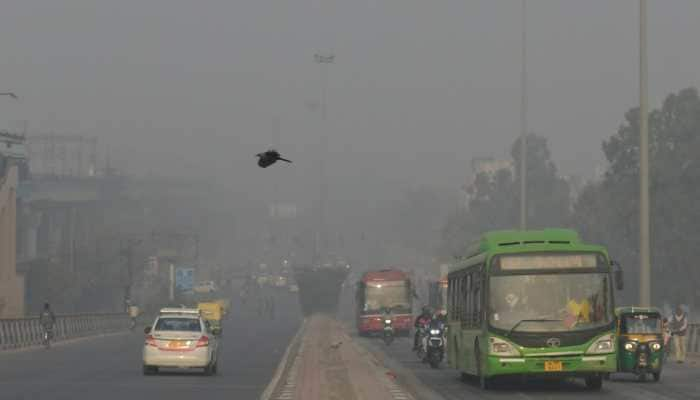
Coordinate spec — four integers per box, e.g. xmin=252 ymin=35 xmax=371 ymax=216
xmin=197 ymin=302 xmax=224 ymax=335
xmin=214 ymin=298 xmax=231 ymax=318
xmin=613 ymin=307 xmax=664 ymax=381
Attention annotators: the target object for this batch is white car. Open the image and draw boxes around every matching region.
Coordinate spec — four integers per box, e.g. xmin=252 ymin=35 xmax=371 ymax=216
xmin=142 ymin=308 xmax=220 ymax=375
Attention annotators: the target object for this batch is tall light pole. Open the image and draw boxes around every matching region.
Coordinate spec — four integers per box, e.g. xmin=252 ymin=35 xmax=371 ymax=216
xmin=519 ymin=0 xmax=528 ymax=231
xmin=314 ymin=52 xmax=334 ymax=266
xmin=639 ymin=0 xmax=651 ymax=307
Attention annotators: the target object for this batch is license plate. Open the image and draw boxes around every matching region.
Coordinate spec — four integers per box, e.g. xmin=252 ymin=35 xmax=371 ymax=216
xmin=168 ymin=340 xmax=187 ymax=348
xmin=544 ymin=361 xmax=563 ymax=372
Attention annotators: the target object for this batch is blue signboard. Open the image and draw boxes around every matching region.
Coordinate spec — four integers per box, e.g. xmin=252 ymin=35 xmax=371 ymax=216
xmin=175 ymin=267 xmax=195 ymax=291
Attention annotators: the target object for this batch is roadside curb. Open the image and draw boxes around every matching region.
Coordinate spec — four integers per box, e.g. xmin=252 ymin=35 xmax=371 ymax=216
xmin=260 ymin=318 xmax=307 ymax=400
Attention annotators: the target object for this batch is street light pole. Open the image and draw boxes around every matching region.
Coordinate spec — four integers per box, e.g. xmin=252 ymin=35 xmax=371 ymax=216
xmin=639 ymin=0 xmax=651 ymax=307
xmin=519 ymin=0 xmax=528 ymax=231
xmin=314 ymin=52 xmax=334 ymax=266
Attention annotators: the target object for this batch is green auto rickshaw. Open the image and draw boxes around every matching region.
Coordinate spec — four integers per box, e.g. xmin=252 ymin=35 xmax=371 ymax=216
xmin=613 ymin=307 xmax=664 ymax=381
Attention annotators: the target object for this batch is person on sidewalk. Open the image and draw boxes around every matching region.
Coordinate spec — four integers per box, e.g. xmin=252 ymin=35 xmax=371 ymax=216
xmin=671 ymin=304 xmax=689 ymax=363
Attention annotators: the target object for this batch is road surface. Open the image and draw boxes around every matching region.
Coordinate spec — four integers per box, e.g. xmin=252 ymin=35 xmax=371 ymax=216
xmin=0 ymin=289 xmax=301 ymax=400
xmin=357 ymin=334 xmax=700 ymax=400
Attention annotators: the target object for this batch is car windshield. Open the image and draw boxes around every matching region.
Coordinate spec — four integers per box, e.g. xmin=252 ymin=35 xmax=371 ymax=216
xmin=363 ymin=285 xmax=410 ymax=314
xmin=489 ymin=273 xmax=612 ymax=333
xmin=622 ymin=315 xmax=661 ymax=334
xmin=154 ymin=318 xmax=202 ymax=332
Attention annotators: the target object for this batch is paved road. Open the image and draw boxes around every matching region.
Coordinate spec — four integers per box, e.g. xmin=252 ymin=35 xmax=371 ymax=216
xmin=0 ymin=290 xmax=302 ymax=400
xmin=358 ymin=334 xmax=700 ymax=400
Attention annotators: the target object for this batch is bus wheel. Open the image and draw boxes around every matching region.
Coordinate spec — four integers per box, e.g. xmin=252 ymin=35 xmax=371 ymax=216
xmin=585 ymin=376 xmax=603 ymax=390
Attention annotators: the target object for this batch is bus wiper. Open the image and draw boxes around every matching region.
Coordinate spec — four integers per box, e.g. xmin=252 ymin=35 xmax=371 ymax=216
xmin=508 ymin=319 xmax=562 ymax=337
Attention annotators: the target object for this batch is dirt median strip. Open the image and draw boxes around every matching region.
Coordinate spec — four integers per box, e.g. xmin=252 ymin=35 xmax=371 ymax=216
xmin=342 ymin=322 xmax=445 ymax=400
xmin=269 ymin=315 xmax=417 ymax=400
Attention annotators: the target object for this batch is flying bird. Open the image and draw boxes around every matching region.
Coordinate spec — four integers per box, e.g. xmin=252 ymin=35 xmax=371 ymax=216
xmin=256 ymin=149 xmax=292 ymax=168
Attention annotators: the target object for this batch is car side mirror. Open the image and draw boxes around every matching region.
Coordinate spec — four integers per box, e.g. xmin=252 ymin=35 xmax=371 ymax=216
xmin=211 ymin=327 xmax=221 ymax=336
xmin=611 ymin=260 xmax=624 ymax=291
xmin=144 ymin=326 xmax=152 ymax=334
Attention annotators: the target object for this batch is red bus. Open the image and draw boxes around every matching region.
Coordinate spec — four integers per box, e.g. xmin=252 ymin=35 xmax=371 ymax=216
xmin=355 ymin=269 xmax=413 ymax=336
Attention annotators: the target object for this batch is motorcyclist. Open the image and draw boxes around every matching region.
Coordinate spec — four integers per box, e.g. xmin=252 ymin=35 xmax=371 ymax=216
xmin=39 ymin=303 xmax=56 ymax=338
xmin=413 ymin=306 xmax=433 ymax=350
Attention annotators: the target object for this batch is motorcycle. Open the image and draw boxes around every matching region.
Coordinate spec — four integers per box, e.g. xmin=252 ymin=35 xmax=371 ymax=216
xmin=425 ymin=322 xmax=445 ymax=368
xmin=382 ymin=317 xmax=394 ymax=346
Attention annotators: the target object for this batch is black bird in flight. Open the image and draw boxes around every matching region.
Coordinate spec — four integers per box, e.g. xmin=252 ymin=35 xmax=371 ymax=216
xmin=256 ymin=149 xmax=292 ymax=168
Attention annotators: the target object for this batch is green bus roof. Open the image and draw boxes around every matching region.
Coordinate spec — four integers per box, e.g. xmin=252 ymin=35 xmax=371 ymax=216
xmin=454 ymin=229 xmax=608 ymax=272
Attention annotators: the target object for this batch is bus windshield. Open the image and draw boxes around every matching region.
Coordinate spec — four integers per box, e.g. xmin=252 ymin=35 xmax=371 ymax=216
xmin=489 ymin=273 xmax=612 ymax=333
xmin=363 ymin=285 xmax=410 ymax=314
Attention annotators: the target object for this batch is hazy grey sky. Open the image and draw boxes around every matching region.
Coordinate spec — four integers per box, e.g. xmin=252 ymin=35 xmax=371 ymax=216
xmin=1 ymin=0 xmax=699 ymax=202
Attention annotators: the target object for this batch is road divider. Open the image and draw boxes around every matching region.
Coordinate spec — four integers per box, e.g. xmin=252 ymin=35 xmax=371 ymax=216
xmin=0 ymin=313 xmax=130 ymax=351
xmin=261 ymin=314 xmax=415 ymax=400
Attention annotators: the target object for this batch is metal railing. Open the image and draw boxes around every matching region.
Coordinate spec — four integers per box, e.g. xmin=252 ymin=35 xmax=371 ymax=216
xmin=0 ymin=313 xmax=130 ymax=351
xmin=688 ymin=323 xmax=700 ymax=354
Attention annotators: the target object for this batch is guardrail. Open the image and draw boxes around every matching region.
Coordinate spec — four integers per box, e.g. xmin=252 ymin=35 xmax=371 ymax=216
xmin=0 ymin=313 xmax=130 ymax=351
xmin=689 ymin=323 xmax=700 ymax=354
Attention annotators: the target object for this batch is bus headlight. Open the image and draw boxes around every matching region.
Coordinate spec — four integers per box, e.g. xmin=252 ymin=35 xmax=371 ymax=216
xmin=650 ymin=342 xmax=661 ymax=352
xmin=489 ymin=337 xmax=520 ymax=356
xmin=586 ymin=334 xmax=614 ymax=354
xmin=624 ymin=341 xmax=637 ymax=352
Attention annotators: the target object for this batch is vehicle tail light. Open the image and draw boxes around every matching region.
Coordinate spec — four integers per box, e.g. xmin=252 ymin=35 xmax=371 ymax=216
xmin=145 ymin=335 xmax=157 ymax=347
xmin=196 ymin=335 xmax=209 ymax=348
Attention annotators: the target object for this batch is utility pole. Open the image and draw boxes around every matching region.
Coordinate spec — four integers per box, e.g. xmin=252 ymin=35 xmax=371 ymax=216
xmin=314 ymin=52 xmax=334 ymax=266
xmin=639 ymin=0 xmax=651 ymax=307
xmin=519 ymin=0 xmax=528 ymax=231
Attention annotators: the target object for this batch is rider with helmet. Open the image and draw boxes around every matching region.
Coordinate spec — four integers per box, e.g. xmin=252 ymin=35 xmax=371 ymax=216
xmin=413 ymin=306 xmax=433 ymax=350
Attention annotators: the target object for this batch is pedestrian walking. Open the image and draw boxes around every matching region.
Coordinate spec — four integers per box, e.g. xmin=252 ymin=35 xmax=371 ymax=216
xmin=671 ymin=304 xmax=689 ymax=363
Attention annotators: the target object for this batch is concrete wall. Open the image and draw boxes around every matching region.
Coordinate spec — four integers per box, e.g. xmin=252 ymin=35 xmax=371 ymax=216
xmin=0 ymin=166 xmax=23 ymax=318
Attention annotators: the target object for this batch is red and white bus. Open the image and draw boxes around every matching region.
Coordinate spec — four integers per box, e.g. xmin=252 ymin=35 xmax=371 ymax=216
xmin=355 ymin=269 xmax=413 ymax=336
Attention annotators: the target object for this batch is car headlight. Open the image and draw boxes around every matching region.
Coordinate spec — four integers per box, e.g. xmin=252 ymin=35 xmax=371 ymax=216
xmin=430 ymin=329 xmax=441 ymax=335
xmin=586 ymin=334 xmax=615 ymax=354
xmin=489 ymin=336 xmax=521 ymax=356
xmin=650 ymin=342 xmax=661 ymax=351
xmin=385 ymin=320 xmax=392 ymax=324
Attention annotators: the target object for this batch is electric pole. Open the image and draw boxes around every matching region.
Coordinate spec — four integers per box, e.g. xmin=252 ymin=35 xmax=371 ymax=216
xmin=639 ymin=0 xmax=651 ymax=307
xmin=314 ymin=52 xmax=334 ymax=266
xmin=519 ymin=0 xmax=528 ymax=231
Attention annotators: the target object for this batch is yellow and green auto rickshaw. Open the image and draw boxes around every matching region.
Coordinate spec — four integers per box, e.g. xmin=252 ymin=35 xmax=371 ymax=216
xmin=198 ymin=302 xmax=224 ymax=335
xmin=613 ymin=307 xmax=664 ymax=381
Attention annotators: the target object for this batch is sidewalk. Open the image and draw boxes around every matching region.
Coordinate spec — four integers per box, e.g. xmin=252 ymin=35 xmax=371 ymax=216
xmin=267 ymin=315 xmax=414 ymax=400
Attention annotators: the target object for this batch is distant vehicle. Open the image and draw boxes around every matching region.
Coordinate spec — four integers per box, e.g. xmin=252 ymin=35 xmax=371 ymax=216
xmin=143 ymin=308 xmax=220 ymax=375
xmin=197 ymin=302 xmax=224 ymax=334
xmin=274 ymin=275 xmax=288 ymax=288
xmin=193 ymin=281 xmax=217 ymax=294
xmin=289 ymin=284 xmax=299 ymax=293
xmin=355 ymin=269 xmax=413 ymax=337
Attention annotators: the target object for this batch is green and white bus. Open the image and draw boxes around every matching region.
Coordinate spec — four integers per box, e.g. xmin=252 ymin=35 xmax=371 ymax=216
xmin=447 ymin=229 xmax=623 ymax=390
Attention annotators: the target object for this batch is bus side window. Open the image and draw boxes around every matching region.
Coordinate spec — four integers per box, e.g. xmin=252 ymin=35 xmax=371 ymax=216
xmin=465 ymin=273 xmax=472 ymax=327
xmin=447 ymin=277 xmax=455 ymax=320
xmin=460 ymin=274 xmax=468 ymax=325
xmin=473 ymin=269 xmax=482 ymax=326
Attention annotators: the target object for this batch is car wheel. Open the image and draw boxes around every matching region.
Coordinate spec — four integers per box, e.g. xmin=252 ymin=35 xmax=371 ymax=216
xmin=585 ymin=375 xmax=603 ymax=390
xmin=142 ymin=365 xmax=157 ymax=376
